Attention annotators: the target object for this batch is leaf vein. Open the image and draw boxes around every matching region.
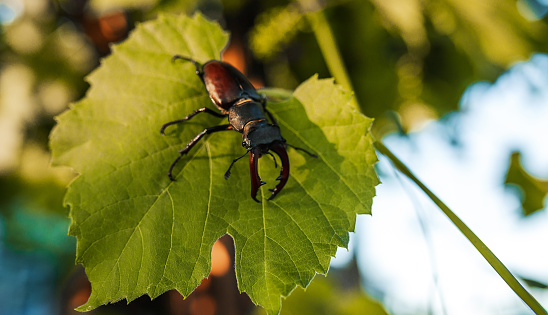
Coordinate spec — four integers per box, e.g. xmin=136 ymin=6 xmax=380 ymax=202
xmin=274 ymin=111 xmax=364 ymax=203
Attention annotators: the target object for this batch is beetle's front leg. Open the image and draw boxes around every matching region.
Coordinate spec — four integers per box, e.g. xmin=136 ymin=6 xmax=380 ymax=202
xmin=172 ymin=55 xmax=202 ymax=74
xmin=161 ymin=107 xmax=226 ymax=135
xmin=167 ymin=124 xmax=233 ymax=181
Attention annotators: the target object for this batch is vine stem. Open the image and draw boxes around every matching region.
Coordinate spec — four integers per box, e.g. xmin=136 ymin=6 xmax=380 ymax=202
xmin=374 ymin=141 xmax=547 ymax=314
xmin=297 ymin=0 xmax=358 ymax=109
xmin=300 ymin=2 xmax=547 ymax=314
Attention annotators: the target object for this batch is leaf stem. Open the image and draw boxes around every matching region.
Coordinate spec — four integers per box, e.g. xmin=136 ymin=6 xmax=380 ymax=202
xmin=374 ymin=140 xmax=547 ymax=315
xmin=297 ymin=0 xmax=358 ymax=109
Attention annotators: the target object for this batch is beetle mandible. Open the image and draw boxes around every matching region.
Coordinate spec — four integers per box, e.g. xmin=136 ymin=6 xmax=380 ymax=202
xmin=161 ymin=55 xmax=316 ymax=202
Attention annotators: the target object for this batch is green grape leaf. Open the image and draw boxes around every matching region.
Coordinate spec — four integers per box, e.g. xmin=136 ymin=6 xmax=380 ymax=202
xmin=50 ymin=13 xmax=379 ymax=315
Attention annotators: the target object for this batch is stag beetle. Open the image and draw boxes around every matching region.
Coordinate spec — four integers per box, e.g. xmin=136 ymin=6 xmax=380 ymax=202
xmin=161 ymin=56 xmax=316 ymax=202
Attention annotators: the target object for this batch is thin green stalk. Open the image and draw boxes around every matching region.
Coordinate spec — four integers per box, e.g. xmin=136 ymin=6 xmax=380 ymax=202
xmin=374 ymin=141 xmax=547 ymax=315
xmin=297 ymin=0 xmax=358 ymax=109
xmin=301 ymin=2 xmax=546 ymax=313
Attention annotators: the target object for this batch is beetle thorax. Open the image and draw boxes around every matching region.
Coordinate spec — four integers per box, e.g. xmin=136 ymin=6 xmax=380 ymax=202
xmin=228 ymin=99 xmax=267 ymax=132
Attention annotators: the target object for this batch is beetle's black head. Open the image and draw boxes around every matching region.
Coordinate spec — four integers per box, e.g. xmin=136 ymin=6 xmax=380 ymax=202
xmin=242 ymin=122 xmax=285 ymax=152
xmin=242 ymin=121 xmax=289 ymax=202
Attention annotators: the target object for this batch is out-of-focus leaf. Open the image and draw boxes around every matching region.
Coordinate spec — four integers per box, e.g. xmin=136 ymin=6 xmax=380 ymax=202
xmin=49 ymin=13 xmax=379 ymax=315
xmin=249 ymin=5 xmax=305 ymax=60
xmin=147 ymin=0 xmax=200 ymax=16
xmin=255 ymin=274 xmax=389 ymax=315
xmin=369 ymin=0 xmax=427 ymax=51
xmin=0 ymin=144 xmax=74 ymax=215
xmin=504 ymin=151 xmax=548 ymax=216
xmin=427 ymin=0 xmax=548 ymax=68
xmin=520 ymin=276 xmax=548 ymax=289
xmin=367 ymin=0 xmax=548 ymax=131
xmin=249 ymin=0 xmax=548 ymax=133
xmin=89 ymin=0 xmax=159 ymax=13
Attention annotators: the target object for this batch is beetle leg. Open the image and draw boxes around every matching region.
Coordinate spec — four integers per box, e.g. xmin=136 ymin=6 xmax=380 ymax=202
xmin=172 ymin=55 xmax=202 ymax=74
xmin=286 ymin=144 xmax=318 ymax=158
xmin=263 ymin=106 xmax=278 ymax=126
xmin=249 ymin=149 xmax=266 ymax=203
xmin=172 ymin=55 xmax=208 ymax=85
xmin=268 ymin=143 xmax=290 ymax=200
xmin=167 ymin=124 xmax=232 ymax=181
xmin=160 ymin=107 xmax=226 ymax=135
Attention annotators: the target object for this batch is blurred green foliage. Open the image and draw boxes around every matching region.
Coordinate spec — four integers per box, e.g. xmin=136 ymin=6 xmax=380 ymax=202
xmin=0 ymin=1 xmax=108 ymax=313
xmin=1 ymin=0 xmax=547 ymax=313
xmin=505 ymin=152 xmax=548 ymax=217
xmin=249 ymin=0 xmax=548 ymax=134
xmin=283 ymin=276 xmax=388 ymax=315
xmin=255 ymin=274 xmax=389 ymax=315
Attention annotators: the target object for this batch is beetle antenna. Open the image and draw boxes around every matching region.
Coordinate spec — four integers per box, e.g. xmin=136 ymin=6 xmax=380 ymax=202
xmin=224 ymin=151 xmax=249 ymax=180
xmin=287 ymin=144 xmax=318 ymax=158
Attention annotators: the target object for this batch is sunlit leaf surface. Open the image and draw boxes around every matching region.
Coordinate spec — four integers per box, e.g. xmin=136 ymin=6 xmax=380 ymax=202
xmin=50 ymin=13 xmax=378 ymax=314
